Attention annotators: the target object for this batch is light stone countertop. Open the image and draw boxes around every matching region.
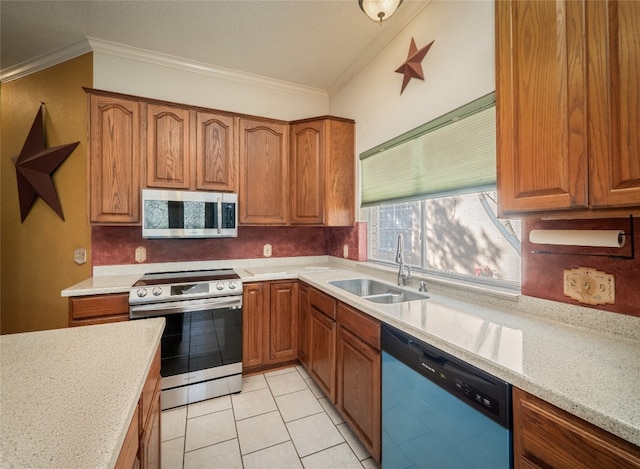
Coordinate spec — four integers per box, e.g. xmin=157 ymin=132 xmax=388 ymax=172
xmin=0 ymin=318 xmax=165 ymax=469
xmin=60 ymin=257 xmax=640 ymax=447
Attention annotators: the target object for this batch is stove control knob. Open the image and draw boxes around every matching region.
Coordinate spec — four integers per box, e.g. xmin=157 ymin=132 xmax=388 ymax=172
xmin=152 ymin=287 xmax=162 ymax=296
xmin=216 ymin=282 xmax=225 ymax=291
xmin=137 ymin=288 xmax=148 ymax=298
xmin=228 ymin=281 xmax=237 ymax=290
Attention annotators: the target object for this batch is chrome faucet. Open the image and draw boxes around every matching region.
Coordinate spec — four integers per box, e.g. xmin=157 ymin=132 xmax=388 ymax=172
xmin=396 ymin=234 xmax=411 ymax=286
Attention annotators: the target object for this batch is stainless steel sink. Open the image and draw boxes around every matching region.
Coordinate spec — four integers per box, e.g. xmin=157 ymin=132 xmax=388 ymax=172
xmin=329 ymin=278 xmax=429 ymax=303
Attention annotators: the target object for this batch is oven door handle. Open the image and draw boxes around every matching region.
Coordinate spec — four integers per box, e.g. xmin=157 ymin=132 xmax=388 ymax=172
xmin=130 ymin=296 xmax=242 ymax=318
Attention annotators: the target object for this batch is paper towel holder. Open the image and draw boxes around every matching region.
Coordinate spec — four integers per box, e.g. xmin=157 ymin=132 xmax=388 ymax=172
xmin=530 ymin=215 xmax=634 ymax=260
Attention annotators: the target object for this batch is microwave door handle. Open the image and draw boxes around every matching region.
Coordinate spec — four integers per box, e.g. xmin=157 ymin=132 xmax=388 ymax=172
xmin=217 ymin=198 xmax=222 ymax=234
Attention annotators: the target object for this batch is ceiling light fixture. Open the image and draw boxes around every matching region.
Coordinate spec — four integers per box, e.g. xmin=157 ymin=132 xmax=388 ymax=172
xmin=359 ymin=0 xmax=403 ymax=23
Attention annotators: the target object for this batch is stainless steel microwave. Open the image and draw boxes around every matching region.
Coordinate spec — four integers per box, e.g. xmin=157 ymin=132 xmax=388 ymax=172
xmin=142 ymin=189 xmax=238 ymax=238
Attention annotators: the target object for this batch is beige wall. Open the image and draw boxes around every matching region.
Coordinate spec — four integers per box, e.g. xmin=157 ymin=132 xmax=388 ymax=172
xmin=1 ymin=53 xmax=93 ymax=334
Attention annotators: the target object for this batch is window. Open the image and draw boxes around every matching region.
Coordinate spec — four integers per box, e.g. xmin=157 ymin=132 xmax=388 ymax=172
xmin=366 ymin=191 xmax=521 ymax=287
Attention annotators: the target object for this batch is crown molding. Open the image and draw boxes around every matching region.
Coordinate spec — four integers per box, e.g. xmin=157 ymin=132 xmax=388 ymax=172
xmin=1 ymin=36 xmax=328 ymax=100
xmin=0 ymin=38 xmax=92 ymax=83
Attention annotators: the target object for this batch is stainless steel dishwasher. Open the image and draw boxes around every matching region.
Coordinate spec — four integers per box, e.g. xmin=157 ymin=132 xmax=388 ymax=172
xmin=382 ymin=324 xmax=512 ymax=468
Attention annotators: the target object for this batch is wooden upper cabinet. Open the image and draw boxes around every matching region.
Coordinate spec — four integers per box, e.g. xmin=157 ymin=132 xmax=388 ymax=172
xmin=496 ymin=0 xmax=588 ymax=214
xmin=290 ymin=120 xmax=324 ymax=224
xmin=587 ymin=0 xmax=640 ymax=208
xmin=146 ymin=104 xmax=191 ymax=189
xmin=239 ymin=118 xmax=289 ymax=225
xmin=196 ymin=112 xmax=237 ymax=191
xmin=290 ymin=117 xmax=355 ymax=226
xmin=496 ymin=0 xmax=640 ymax=216
xmin=88 ymin=93 xmax=141 ymax=224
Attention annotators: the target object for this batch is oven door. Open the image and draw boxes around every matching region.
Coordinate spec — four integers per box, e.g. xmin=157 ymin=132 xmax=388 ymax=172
xmin=131 ymin=295 xmax=243 ymax=409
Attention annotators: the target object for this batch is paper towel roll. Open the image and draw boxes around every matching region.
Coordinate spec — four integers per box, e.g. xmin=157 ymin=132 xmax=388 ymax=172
xmin=529 ymin=229 xmax=625 ymax=248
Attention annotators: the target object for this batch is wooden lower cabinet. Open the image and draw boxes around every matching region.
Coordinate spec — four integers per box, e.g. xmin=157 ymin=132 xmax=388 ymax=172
xmin=242 ymin=281 xmax=298 ymax=373
xmin=513 ymin=387 xmax=640 ymax=468
xmin=116 ymin=346 xmax=161 ymax=469
xmin=336 ymin=303 xmax=381 ymax=463
xmin=68 ymin=293 xmax=130 ymax=327
xmin=308 ymin=287 xmax=337 ymax=402
xmin=268 ymin=281 xmax=299 ymax=363
xmin=115 ymin=406 xmax=140 ymax=469
xmin=302 ymin=286 xmax=382 ymax=463
xmin=298 ymin=283 xmax=310 ymax=368
xmin=309 ymin=305 xmax=337 ymax=401
xmin=243 ymin=282 xmax=265 ymax=369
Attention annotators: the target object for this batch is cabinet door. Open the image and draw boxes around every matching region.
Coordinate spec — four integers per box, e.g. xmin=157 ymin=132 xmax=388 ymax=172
xmin=89 ymin=94 xmax=141 ymax=223
xmin=496 ymin=0 xmax=589 ymax=214
xmin=309 ymin=307 xmax=336 ymax=402
xmin=337 ymin=326 xmax=381 ymax=462
xmin=324 ymin=119 xmax=356 ymax=227
xmin=115 ymin=406 xmax=139 ymax=469
xmin=298 ymin=283 xmax=310 ymax=368
xmin=267 ymin=281 xmax=299 ymax=363
xmin=239 ymin=118 xmax=289 ymax=225
xmin=196 ymin=112 xmax=237 ymax=192
xmin=290 ymin=120 xmax=324 ymax=225
xmin=513 ymin=387 xmax=640 ymax=468
xmin=140 ymin=384 xmax=161 ymax=469
xmin=242 ymin=283 xmax=265 ymax=369
xmin=146 ymin=104 xmax=191 ymax=189
xmin=587 ymin=0 xmax=640 ymax=208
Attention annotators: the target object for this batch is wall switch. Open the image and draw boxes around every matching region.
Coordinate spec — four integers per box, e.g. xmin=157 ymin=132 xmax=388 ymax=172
xmin=563 ymin=267 xmax=615 ymax=306
xmin=73 ymin=248 xmax=87 ymax=265
xmin=263 ymin=243 xmax=272 ymax=257
xmin=135 ymin=246 xmax=147 ymax=263
xmin=343 ymin=244 xmax=349 ymax=258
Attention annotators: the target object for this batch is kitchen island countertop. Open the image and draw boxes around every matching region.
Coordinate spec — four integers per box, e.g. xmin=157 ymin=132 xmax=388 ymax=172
xmin=0 ymin=318 xmax=164 ymax=469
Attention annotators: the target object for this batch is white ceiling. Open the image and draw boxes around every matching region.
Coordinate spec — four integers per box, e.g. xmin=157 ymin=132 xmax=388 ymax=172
xmin=1 ymin=0 xmax=428 ymax=94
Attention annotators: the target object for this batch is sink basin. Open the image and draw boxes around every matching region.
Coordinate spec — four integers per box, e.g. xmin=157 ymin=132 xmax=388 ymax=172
xmin=329 ymin=278 xmax=429 ymax=303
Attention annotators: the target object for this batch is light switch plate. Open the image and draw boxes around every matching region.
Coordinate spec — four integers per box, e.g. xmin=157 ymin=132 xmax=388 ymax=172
xmin=563 ymin=267 xmax=615 ymax=306
xmin=263 ymin=243 xmax=272 ymax=257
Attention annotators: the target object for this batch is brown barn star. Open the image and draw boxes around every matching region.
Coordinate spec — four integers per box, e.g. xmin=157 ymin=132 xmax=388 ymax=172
xmin=12 ymin=105 xmax=79 ymax=222
xmin=395 ymin=38 xmax=435 ymax=94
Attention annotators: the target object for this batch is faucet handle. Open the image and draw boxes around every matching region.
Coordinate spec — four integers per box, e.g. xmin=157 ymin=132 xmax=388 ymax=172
xmin=419 ymin=281 xmax=428 ymax=292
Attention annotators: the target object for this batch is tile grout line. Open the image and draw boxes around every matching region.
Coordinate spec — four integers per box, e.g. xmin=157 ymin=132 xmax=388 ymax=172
xmin=163 ymin=365 xmax=376 ymax=468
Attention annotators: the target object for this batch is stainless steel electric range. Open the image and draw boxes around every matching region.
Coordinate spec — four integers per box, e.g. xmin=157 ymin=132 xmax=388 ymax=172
xmin=129 ymin=269 xmax=242 ymax=410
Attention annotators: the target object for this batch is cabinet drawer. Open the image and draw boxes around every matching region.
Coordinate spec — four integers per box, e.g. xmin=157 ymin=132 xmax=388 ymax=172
xmin=337 ymin=303 xmax=380 ymax=350
xmin=309 ymin=288 xmax=336 ymax=320
xmin=69 ymin=293 xmax=129 ymax=321
xmin=513 ymin=387 xmax=640 ymax=468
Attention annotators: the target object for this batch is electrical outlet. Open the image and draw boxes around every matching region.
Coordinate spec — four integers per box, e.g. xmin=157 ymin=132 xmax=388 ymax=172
xmin=343 ymin=244 xmax=349 ymax=258
xmin=135 ymin=246 xmax=147 ymax=263
xmin=73 ymin=248 xmax=86 ymax=265
xmin=263 ymin=243 xmax=272 ymax=257
xmin=563 ymin=267 xmax=615 ymax=306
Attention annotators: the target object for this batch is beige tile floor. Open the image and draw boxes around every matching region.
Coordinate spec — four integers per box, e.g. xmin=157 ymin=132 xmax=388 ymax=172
xmin=161 ymin=365 xmax=380 ymax=469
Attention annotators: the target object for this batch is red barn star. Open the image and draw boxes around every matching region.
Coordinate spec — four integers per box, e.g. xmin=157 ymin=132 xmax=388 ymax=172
xmin=12 ymin=105 xmax=79 ymax=222
xmin=395 ymin=38 xmax=435 ymax=94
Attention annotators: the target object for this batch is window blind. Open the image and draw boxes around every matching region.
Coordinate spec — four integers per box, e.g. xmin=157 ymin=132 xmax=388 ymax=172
xmin=360 ymin=93 xmax=496 ymax=207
